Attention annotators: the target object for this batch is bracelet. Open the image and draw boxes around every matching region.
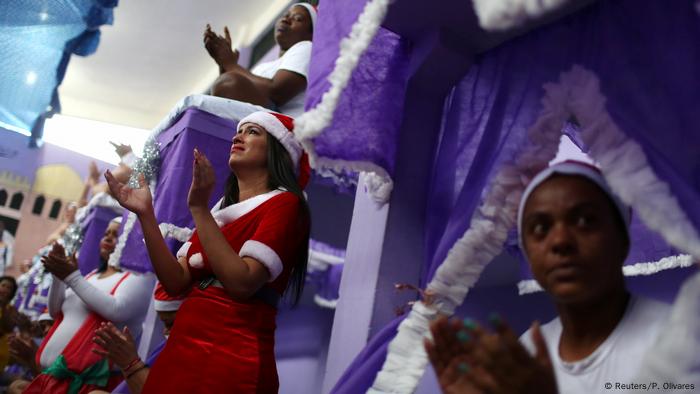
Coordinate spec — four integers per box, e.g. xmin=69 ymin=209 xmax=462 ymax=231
xmin=125 ymin=364 xmax=148 ymax=379
xmin=121 ymin=358 xmax=142 ymax=374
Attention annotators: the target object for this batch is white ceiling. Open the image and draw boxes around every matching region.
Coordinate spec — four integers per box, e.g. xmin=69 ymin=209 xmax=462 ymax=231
xmin=58 ymin=0 xmax=290 ymax=130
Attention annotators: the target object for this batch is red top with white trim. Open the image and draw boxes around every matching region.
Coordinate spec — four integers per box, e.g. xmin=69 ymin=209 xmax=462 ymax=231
xmin=177 ymin=190 xmax=308 ymax=295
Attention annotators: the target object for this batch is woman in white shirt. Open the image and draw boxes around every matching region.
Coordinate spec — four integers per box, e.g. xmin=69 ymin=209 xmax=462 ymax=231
xmin=23 ymin=217 xmax=152 ymax=394
xmin=204 ymin=3 xmax=316 ymax=117
xmin=425 ymin=161 xmax=672 ymax=394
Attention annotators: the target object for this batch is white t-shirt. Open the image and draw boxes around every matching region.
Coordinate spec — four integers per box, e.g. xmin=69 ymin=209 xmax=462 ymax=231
xmin=520 ymin=296 xmax=670 ymax=394
xmin=251 ymin=40 xmax=312 ymax=118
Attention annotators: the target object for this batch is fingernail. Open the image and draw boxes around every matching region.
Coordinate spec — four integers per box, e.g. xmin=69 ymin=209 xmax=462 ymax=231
xmin=457 ymin=362 xmax=469 ymax=374
xmin=456 ymin=330 xmax=470 ymax=343
xmin=462 ymin=318 xmax=477 ymax=330
xmin=488 ymin=312 xmax=502 ymax=326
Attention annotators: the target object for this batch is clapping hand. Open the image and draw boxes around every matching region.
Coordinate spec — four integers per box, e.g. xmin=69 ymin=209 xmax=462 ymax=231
xmin=425 ymin=316 xmax=558 ymax=394
xmin=92 ymin=322 xmax=138 ymax=369
xmin=187 ymin=148 xmax=216 ymax=212
xmin=104 ymin=170 xmax=153 ymax=217
xmin=110 ymin=141 xmax=133 ymax=158
xmin=204 ymin=24 xmax=239 ymax=71
xmin=41 ymin=243 xmax=78 ymax=281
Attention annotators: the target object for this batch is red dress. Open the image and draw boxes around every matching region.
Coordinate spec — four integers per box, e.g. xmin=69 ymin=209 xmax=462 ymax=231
xmin=142 ymin=191 xmax=308 ymax=394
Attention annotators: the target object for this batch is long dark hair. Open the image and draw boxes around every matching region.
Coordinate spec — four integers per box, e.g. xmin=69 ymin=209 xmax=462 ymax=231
xmin=223 ymin=135 xmax=310 ymax=305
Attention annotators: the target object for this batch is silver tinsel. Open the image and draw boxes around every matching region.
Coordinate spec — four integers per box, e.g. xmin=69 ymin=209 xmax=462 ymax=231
xmin=62 ymin=222 xmax=84 ymax=256
xmin=128 ymin=138 xmax=160 ymax=188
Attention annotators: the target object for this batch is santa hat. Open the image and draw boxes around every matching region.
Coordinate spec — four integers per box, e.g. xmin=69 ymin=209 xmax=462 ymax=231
xmin=153 ymin=282 xmax=185 ymax=312
xmin=517 ymin=160 xmax=631 ymax=258
xmin=237 ymin=111 xmax=311 ymax=189
xmin=293 ymin=2 xmax=317 ymax=30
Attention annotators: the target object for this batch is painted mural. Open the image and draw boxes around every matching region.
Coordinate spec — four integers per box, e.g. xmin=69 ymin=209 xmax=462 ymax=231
xmin=0 ymin=127 xmax=112 ymax=276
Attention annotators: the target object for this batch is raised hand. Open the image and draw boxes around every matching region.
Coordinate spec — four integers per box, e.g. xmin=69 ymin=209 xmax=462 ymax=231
xmin=187 ymin=148 xmax=216 ymax=212
xmin=104 ymin=170 xmax=153 ymax=216
xmin=41 ymin=243 xmax=78 ymax=280
xmin=204 ymin=24 xmax=239 ymax=71
xmin=92 ymin=322 xmax=139 ymax=369
xmin=110 ymin=141 xmax=133 ymax=158
xmin=88 ymin=161 xmax=101 ymax=186
xmin=9 ymin=332 xmax=39 ymax=373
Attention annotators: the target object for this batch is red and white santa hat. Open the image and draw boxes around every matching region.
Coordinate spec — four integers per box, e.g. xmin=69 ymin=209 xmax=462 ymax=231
xmin=153 ymin=282 xmax=185 ymax=312
xmin=237 ymin=111 xmax=311 ymax=188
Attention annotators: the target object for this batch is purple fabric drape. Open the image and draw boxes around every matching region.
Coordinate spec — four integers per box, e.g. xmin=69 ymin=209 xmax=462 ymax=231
xmin=119 ymin=109 xmax=237 ymax=272
xmin=305 ymin=0 xmax=412 ymax=183
xmin=330 ymin=0 xmax=700 ymax=392
xmin=77 ymin=206 xmax=122 ymax=274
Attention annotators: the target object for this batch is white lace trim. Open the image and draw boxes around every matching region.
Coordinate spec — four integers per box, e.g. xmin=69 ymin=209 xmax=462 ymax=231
xmin=294 ymin=0 xmax=394 ymax=204
xmin=518 ymin=254 xmax=697 ymax=295
xmin=75 ymin=192 xmax=123 ymax=225
xmin=472 ymin=0 xmax=572 ymax=31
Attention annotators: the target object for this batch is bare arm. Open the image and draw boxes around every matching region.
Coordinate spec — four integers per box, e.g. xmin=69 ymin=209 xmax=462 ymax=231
xmin=188 ymin=149 xmax=269 ymax=300
xmin=104 ymin=171 xmax=192 ymax=295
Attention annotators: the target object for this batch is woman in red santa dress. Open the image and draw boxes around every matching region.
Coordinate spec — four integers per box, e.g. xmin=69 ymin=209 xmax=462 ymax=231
xmin=105 ymin=110 xmax=311 ymax=393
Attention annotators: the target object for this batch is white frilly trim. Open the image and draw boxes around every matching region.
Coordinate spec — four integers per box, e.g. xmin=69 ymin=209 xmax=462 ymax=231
xmin=369 ymin=65 xmax=568 ymax=394
xmin=518 ymin=254 xmax=697 ymax=295
xmin=76 ymin=192 xmax=123 ymax=225
xmin=294 ymin=0 xmax=394 ymax=204
xmin=308 ymin=248 xmax=345 ymax=272
xmin=158 ymin=223 xmax=193 ymax=242
xmin=371 ymin=65 xmax=700 ymax=392
xmin=313 ymin=294 xmax=339 ymax=309
xmin=108 ymin=181 xmax=156 ymax=269
xmin=472 ymin=0 xmax=571 ymax=31
xmin=565 ymin=66 xmax=700 ymax=260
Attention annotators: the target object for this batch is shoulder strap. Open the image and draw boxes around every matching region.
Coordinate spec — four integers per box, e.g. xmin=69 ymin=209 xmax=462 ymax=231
xmin=109 ymin=272 xmax=131 ymax=295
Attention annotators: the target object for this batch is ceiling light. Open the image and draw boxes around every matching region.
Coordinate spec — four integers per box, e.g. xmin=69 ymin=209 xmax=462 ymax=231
xmin=39 ymin=11 xmax=49 ymax=21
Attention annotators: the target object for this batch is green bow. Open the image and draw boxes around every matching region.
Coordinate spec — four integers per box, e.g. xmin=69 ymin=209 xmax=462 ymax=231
xmin=42 ymin=355 xmax=110 ymax=394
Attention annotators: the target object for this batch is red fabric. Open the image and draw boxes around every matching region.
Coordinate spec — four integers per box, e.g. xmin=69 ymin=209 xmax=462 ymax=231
xmin=143 ymin=192 xmax=308 ymax=393
xmin=268 ymin=111 xmax=311 ymax=189
xmin=143 ymin=287 xmax=278 ymax=394
xmin=185 ymin=192 xmax=309 ymax=294
xmin=25 ymin=271 xmax=131 ymax=394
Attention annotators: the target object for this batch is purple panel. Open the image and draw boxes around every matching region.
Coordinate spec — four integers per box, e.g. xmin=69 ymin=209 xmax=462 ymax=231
xmin=77 ymin=205 xmax=121 ymax=274
xmin=119 ymin=109 xmax=237 ymax=272
xmin=311 ymin=28 xmax=412 ymax=177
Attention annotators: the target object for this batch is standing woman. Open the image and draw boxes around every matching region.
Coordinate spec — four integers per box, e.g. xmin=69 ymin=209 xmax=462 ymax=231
xmin=105 ymin=111 xmax=311 ymax=393
xmin=24 ymin=218 xmax=152 ymax=394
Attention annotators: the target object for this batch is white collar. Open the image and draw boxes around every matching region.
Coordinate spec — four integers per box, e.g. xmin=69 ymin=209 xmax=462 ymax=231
xmin=211 ymin=189 xmax=285 ymax=227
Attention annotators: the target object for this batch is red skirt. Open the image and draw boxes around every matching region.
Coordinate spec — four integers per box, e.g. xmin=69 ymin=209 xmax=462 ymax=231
xmin=142 ymin=286 xmax=279 ymax=394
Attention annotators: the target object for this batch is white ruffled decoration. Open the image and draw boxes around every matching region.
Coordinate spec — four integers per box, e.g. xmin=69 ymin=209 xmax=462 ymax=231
xmin=294 ymin=0 xmax=394 ymax=204
xmin=472 ymin=0 xmax=571 ymax=31
xmin=75 ymin=192 xmax=123 ymax=225
xmin=518 ymin=254 xmax=696 ymax=295
xmin=371 ymin=65 xmax=700 ymax=392
xmin=565 ymin=66 xmax=700 ymax=260
xmin=369 ymin=69 xmax=570 ymax=394
xmin=158 ymin=223 xmax=193 ymax=242
xmin=313 ymin=294 xmax=339 ymax=309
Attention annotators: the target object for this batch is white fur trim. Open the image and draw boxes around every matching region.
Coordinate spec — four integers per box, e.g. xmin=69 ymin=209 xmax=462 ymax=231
xmin=473 ymin=0 xmax=571 ymax=31
xmin=189 ymin=253 xmax=204 ymax=268
xmin=518 ymin=254 xmax=696 ymax=295
xmin=237 ymin=111 xmax=303 ymax=169
xmin=313 ymin=294 xmax=339 ymax=309
xmin=210 ymin=189 xmax=285 ymax=227
xmin=239 ymin=240 xmax=284 ymax=281
xmin=294 ymin=0 xmax=394 ymax=204
xmin=153 ymin=299 xmax=183 ymax=312
xmin=176 ymin=242 xmax=191 ymax=259
xmin=159 ymin=223 xmax=193 ymax=242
